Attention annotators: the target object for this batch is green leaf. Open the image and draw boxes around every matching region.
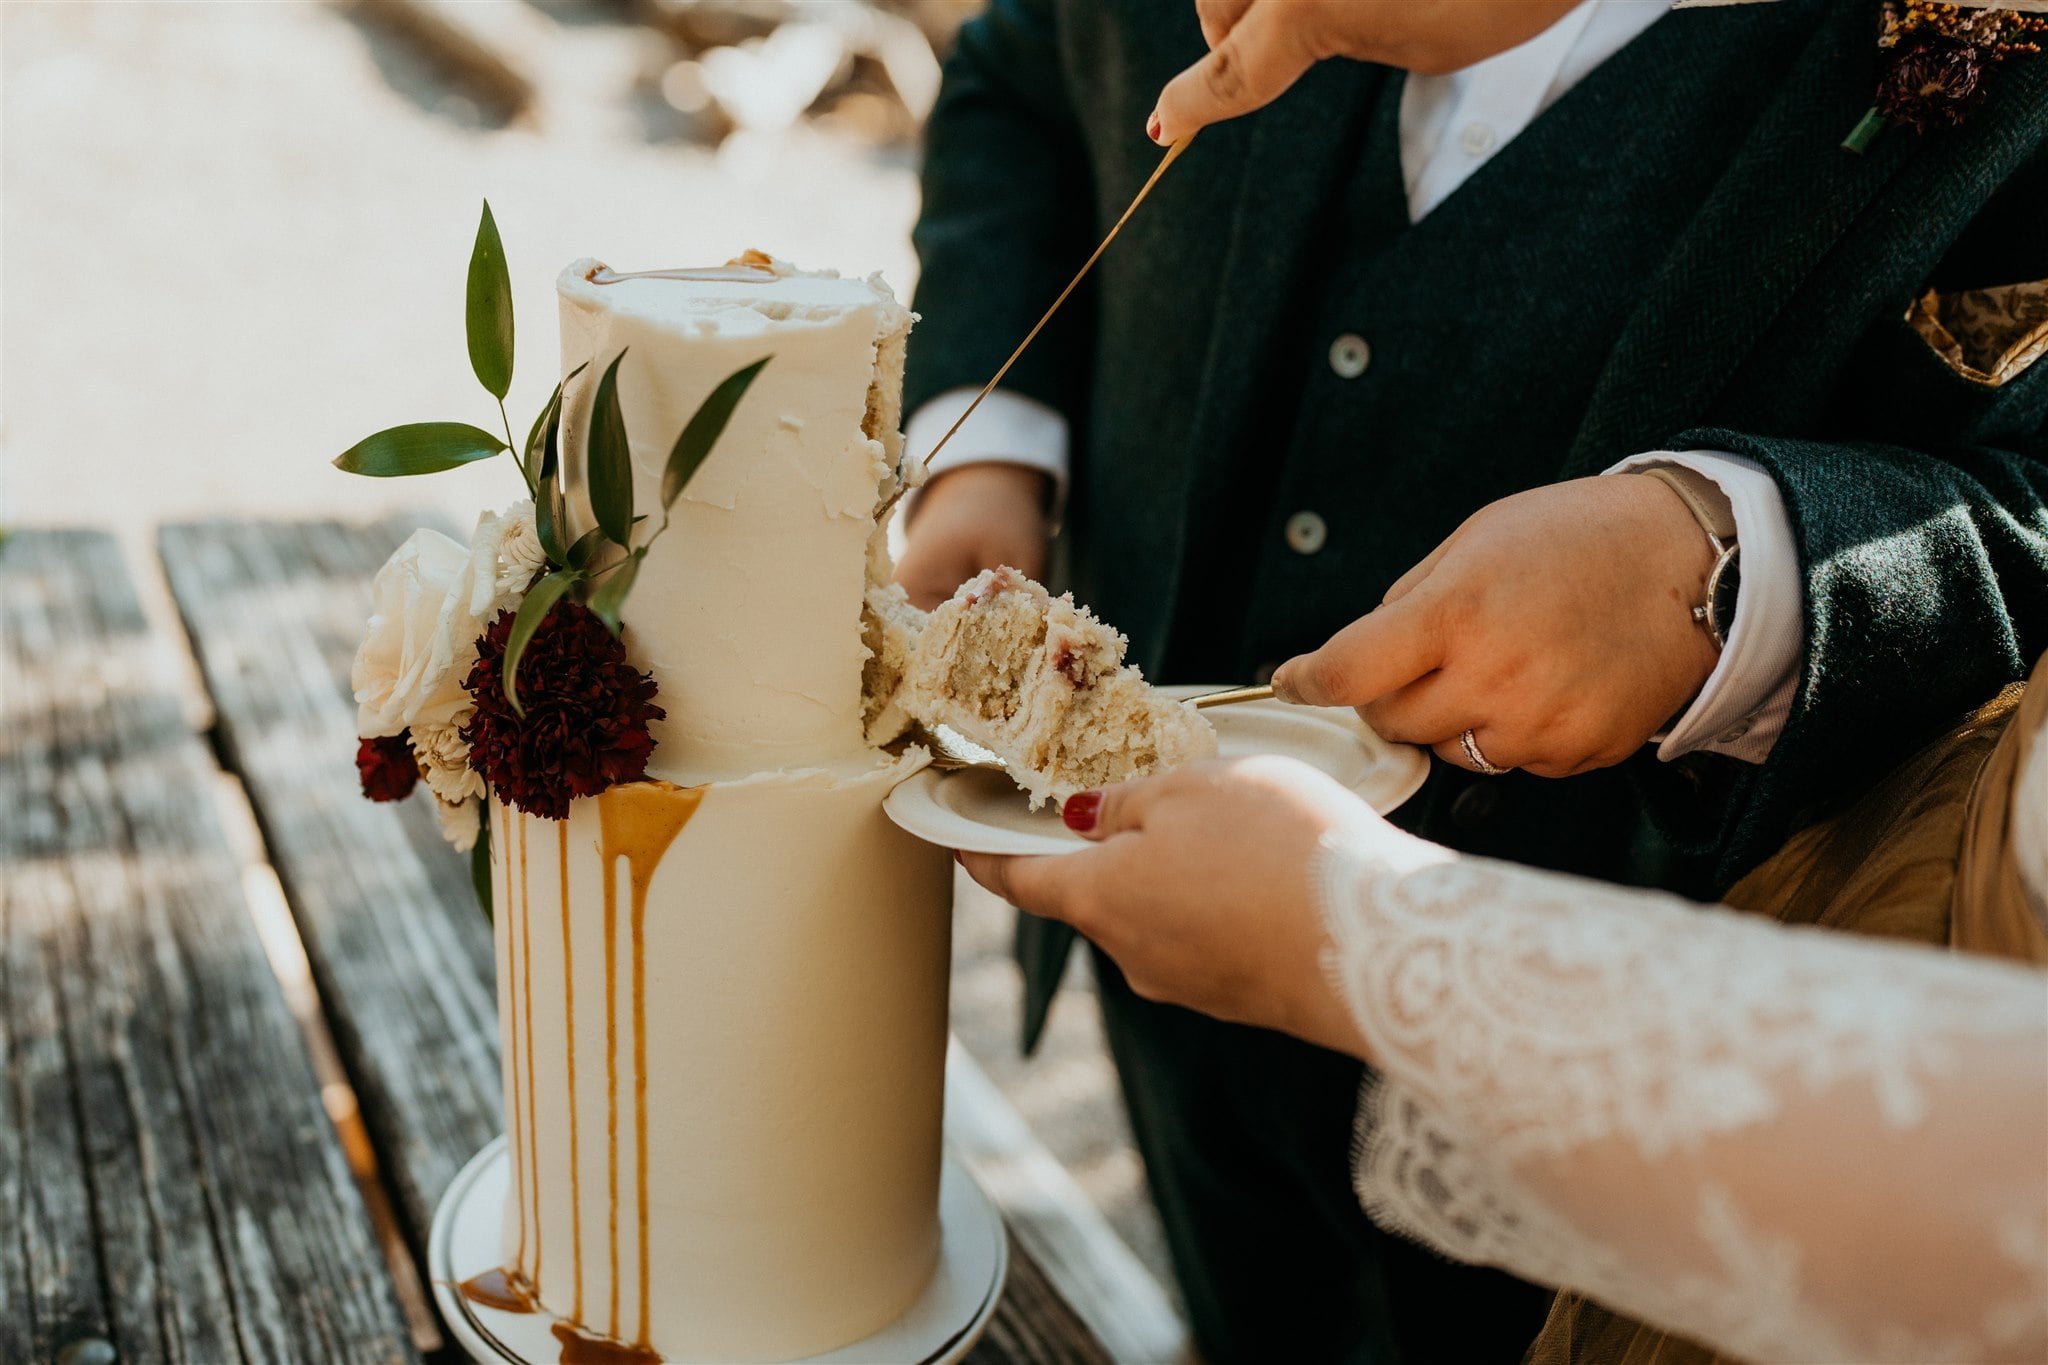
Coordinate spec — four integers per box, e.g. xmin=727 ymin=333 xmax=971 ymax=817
xmin=466 ymin=201 xmax=515 ymax=400
xmin=587 ymin=549 xmax=644 ymax=636
xmin=470 ymin=806 xmax=493 ymax=923
xmin=524 ymin=382 xmax=564 ymax=474
xmin=334 ymin=422 xmax=507 ymax=477
xmin=662 ymin=356 xmax=769 ymax=510
xmin=565 ymin=526 xmax=609 ymax=571
xmin=523 ymin=360 xmax=588 ymax=480
xmin=532 ymin=391 xmax=571 ymax=564
xmin=587 ymin=350 xmax=636 ymax=548
xmin=536 ymin=485 xmax=569 ymax=567
xmin=502 ymin=569 xmax=582 ymax=717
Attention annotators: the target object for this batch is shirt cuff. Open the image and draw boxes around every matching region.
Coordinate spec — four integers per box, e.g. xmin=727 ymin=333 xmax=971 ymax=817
xmin=1606 ymin=450 xmax=1806 ymax=765
xmin=903 ymin=387 xmax=1071 ymax=519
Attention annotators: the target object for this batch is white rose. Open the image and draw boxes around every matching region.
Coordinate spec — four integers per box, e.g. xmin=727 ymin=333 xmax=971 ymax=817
xmin=434 ymin=793 xmax=483 ymax=853
xmin=411 ymin=721 xmax=486 ymax=806
xmin=352 ymin=503 xmax=544 ymax=739
xmin=352 ymin=528 xmax=489 ymax=736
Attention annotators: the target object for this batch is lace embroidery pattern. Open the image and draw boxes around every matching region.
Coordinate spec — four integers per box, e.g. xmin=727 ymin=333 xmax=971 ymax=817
xmin=1316 ymin=837 xmax=2048 ymax=1362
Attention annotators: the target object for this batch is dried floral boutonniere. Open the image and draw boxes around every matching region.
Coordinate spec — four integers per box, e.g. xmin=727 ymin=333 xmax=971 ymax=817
xmin=1843 ymin=1 xmax=2048 ymax=152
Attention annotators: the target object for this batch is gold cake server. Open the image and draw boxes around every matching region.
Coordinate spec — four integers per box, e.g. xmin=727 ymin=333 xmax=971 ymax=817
xmin=1185 ymin=684 xmax=1274 ymax=709
xmin=911 ymin=684 xmax=1275 ymax=774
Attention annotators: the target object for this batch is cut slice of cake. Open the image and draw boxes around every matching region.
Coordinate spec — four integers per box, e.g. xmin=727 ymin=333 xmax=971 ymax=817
xmin=898 ymin=567 xmax=1218 ymax=808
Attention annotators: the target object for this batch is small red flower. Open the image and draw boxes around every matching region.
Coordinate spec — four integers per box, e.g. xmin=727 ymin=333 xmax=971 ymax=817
xmin=357 ymin=732 xmax=420 ymax=802
xmin=461 ymin=598 xmax=664 ymax=820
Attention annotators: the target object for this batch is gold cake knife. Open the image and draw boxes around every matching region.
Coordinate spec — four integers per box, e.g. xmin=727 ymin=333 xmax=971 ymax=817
xmin=881 ymin=134 xmax=1198 ymax=514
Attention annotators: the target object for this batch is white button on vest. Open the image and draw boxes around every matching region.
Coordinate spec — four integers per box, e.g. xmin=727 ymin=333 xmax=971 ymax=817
xmin=1285 ymin=511 xmax=1328 ymax=556
xmin=1459 ymin=121 xmax=1497 ymax=156
xmin=1328 ymin=333 xmax=1371 ymax=379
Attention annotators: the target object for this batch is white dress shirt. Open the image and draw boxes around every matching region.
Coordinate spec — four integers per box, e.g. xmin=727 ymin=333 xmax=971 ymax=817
xmin=907 ymin=0 xmax=1802 ymax=764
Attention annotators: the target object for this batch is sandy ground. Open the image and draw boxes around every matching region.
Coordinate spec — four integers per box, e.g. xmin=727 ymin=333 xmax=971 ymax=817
xmin=3 ymin=0 xmax=1169 ymax=1302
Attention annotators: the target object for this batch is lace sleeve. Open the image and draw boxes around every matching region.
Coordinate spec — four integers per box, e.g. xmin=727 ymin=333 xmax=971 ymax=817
xmin=1318 ymin=835 xmax=2048 ymax=1363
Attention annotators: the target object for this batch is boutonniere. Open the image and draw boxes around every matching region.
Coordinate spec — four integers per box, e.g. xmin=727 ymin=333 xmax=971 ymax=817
xmin=1843 ymin=1 xmax=2048 ymax=152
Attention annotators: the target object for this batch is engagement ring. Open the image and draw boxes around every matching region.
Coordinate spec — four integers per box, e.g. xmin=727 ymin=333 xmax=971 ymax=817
xmin=1460 ymin=729 xmax=1510 ymax=776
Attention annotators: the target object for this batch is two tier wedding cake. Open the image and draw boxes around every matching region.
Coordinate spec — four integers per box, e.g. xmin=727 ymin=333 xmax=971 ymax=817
xmin=481 ymin=258 xmax=950 ymax=1361
xmin=344 ymin=211 xmax=1216 ymax=1363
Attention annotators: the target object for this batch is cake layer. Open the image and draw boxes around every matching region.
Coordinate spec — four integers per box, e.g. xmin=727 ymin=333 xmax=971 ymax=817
xmin=489 ymin=754 xmax=952 ymax=1362
xmin=556 ymin=258 xmax=913 ymax=784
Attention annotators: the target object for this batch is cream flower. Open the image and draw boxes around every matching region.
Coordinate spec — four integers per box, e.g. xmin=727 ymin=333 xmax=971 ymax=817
xmin=351 ymin=528 xmax=488 ymax=737
xmin=352 ymin=503 xmax=543 ymax=739
xmin=410 ymin=721 xmax=486 ymax=806
xmin=496 ymin=504 xmax=548 ymax=598
xmin=449 ymin=501 xmax=540 ymax=623
xmin=434 ymin=793 xmax=483 ymax=853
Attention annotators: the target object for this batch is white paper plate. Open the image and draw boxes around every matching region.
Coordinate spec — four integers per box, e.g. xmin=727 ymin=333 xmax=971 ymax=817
xmin=430 ymin=1137 xmax=1007 ymax=1365
xmin=884 ymin=685 xmax=1429 ymax=857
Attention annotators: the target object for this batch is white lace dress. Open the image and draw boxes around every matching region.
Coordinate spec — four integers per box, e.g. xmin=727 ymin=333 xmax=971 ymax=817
xmin=1319 ymin=728 xmax=2048 ymax=1363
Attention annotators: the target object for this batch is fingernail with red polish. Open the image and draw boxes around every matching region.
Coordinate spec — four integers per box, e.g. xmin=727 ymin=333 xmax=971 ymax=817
xmin=1146 ymin=111 xmax=1164 ymax=145
xmin=1062 ymin=791 xmax=1103 ymax=832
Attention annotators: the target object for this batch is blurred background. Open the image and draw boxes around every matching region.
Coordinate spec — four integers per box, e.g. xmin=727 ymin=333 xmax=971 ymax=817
xmin=2 ymin=0 xmax=1176 ymax=1316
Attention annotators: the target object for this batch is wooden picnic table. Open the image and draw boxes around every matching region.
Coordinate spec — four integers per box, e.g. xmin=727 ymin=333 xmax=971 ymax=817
xmin=2 ymin=522 xmax=1113 ymax=1365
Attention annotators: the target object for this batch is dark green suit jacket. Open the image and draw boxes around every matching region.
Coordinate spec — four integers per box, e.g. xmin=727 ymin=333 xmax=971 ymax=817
xmin=906 ymin=0 xmax=2048 ymax=1049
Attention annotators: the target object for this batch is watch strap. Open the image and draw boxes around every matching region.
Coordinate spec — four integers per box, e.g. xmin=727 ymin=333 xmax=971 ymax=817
xmin=1640 ymin=465 xmax=1739 ymax=543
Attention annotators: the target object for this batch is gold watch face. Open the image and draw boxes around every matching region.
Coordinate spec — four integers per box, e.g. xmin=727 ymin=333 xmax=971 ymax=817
xmin=1706 ymin=545 xmax=1741 ymax=647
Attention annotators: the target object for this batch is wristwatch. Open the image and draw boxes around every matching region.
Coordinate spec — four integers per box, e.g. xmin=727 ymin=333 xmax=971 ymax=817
xmin=1640 ymin=465 xmax=1740 ymax=650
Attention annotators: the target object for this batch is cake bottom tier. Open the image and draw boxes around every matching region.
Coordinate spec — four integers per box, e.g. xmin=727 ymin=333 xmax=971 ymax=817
xmin=486 ymin=754 xmax=952 ymax=1362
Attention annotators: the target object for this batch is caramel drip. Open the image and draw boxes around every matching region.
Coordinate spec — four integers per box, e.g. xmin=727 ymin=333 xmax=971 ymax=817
xmin=517 ymin=812 xmax=541 ymax=1288
xmin=602 ymin=826 xmax=621 ymax=1337
xmin=459 ymin=1265 xmax=540 ymax=1314
xmin=597 ymin=782 xmax=704 ymax=1347
xmin=550 ymin=1321 xmax=662 ymax=1365
xmin=502 ymin=805 xmax=528 ymax=1276
xmin=558 ymin=819 xmax=585 ymax=1321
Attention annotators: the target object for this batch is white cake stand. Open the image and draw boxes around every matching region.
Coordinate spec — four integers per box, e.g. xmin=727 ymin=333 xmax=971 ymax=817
xmin=429 ymin=1137 xmax=1008 ymax=1365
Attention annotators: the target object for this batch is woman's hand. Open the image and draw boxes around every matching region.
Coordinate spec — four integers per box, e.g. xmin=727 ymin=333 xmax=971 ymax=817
xmin=959 ymin=756 xmax=1419 ymax=1058
xmin=894 ymin=464 xmax=1053 ymax=610
xmin=1272 ymin=476 xmax=1721 ymax=779
xmin=1151 ymin=0 xmax=1584 ymax=144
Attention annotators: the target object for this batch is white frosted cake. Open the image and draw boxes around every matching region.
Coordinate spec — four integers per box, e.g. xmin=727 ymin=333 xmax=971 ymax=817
xmin=475 ymin=258 xmax=952 ymax=1362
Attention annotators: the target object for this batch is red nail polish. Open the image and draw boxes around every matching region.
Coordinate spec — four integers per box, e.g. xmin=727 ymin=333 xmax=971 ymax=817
xmin=1063 ymin=791 xmax=1103 ymax=832
xmin=1146 ymin=112 xmax=1163 ymax=144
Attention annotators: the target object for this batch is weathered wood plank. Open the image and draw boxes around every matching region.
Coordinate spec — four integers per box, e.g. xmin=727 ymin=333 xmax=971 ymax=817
xmin=0 ymin=529 xmax=416 ymax=1363
xmin=4 ymin=843 xmax=111 ymax=1364
xmin=947 ymin=1045 xmax=1188 ymax=1364
xmin=984 ymin=1226 xmax=1117 ymax=1365
xmin=161 ymin=517 xmax=1112 ymax=1363
xmin=159 ymin=517 xmax=503 ymax=1263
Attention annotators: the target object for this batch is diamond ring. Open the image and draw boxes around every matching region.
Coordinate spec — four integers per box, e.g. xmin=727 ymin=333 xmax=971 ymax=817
xmin=1459 ymin=729 xmax=1510 ymax=776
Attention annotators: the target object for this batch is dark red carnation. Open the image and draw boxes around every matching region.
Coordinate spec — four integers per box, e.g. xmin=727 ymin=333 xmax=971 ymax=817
xmin=461 ymin=599 xmax=664 ymax=820
xmin=1878 ymin=31 xmax=1989 ymax=133
xmin=357 ymin=732 xmax=419 ymax=802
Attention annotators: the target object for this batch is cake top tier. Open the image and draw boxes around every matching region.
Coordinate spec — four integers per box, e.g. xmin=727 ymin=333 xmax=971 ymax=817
xmin=556 ymin=255 xmax=914 ymax=784
xmin=562 ymin=260 xmax=900 ymax=337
